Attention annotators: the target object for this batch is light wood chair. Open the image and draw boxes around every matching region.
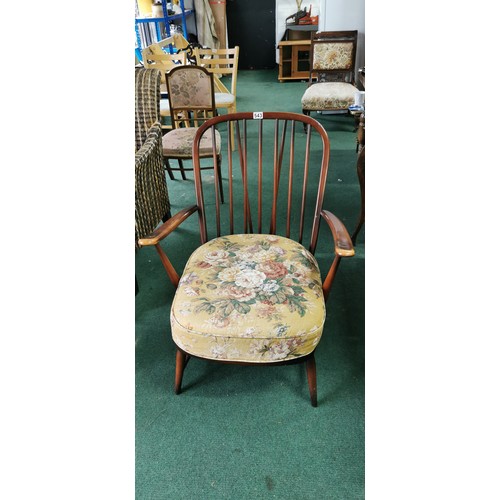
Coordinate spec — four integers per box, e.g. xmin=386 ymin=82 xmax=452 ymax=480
xmin=138 ymin=111 xmax=355 ymax=406
xmin=194 ymin=46 xmax=240 ymax=150
xmin=142 ymin=41 xmax=188 ymax=131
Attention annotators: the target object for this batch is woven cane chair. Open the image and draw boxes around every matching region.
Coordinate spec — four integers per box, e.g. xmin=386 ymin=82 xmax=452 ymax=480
xmin=135 ymin=67 xmax=163 ymax=151
xmin=301 ymin=31 xmax=359 ymax=130
xmin=135 ymin=121 xmax=171 ymax=248
xmin=138 ymin=111 xmax=355 ymax=406
xmin=135 ymin=69 xmax=171 ymax=293
xmin=162 ymin=65 xmax=224 ymax=201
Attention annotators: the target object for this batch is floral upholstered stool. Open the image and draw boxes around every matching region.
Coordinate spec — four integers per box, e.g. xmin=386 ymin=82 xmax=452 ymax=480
xmin=171 ymin=234 xmax=326 ymax=364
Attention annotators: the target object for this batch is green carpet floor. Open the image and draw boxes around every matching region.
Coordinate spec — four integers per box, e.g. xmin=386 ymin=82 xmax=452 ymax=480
xmin=135 ymin=68 xmax=365 ymax=499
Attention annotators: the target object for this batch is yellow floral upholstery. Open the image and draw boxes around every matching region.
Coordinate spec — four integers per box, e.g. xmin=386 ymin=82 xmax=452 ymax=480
xmin=313 ymin=42 xmax=354 ymax=70
xmin=162 ymin=127 xmax=221 ymax=158
xmin=301 ymin=82 xmax=357 ymax=111
xmin=171 ymin=234 xmax=326 ymax=363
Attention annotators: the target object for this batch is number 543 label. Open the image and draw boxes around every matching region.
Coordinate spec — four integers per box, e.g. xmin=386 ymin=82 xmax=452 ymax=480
xmin=253 ymin=112 xmax=264 ymax=119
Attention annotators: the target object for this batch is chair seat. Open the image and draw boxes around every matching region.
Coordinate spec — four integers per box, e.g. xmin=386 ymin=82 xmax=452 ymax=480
xmin=162 ymin=127 xmax=221 ymax=158
xmin=159 ymin=98 xmax=170 ymax=116
xmin=171 ymin=234 xmax=326 ymax=363
xmin=301 ymin=82 xmax=357 ymax=111
xmin=214 ymin=92 xmax=235 ymax=106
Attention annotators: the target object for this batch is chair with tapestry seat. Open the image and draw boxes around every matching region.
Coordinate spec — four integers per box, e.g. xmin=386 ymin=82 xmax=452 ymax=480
xmin=301 ymin=31 xmax=359 ymax=131
xmin=194 ymin=46 xmax=239 ymax=150
xmin=137 ymin=111 xmax=355 ymax=406
xmin=162 ymin=65 xmax=224 ymax=201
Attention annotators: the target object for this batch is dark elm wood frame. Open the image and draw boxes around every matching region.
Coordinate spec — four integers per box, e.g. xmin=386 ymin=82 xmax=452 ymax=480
xmin=138 ymin=111 xmax=355 ymax=406
xmin=302 ymin=31 xmax=359 ymax=131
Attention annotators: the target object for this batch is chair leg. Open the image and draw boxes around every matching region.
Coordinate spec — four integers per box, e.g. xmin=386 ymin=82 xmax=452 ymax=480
xmin=351 ymin=146 xmax=365 ymax=245
xmin=164 ymin=158 xmax=175 ymax=180
xmin=162 ymin=209 xmax=172 ymax=223
xmin=305 ymin=353 xmax=318 ymax=407
xmin=302 ymin=109 xmax=311 ymax=133
xmin=216 ymin=155 xmax=224 ymax=204
xmin=178 ymin=159 xmax=187 ymax=180
xmin=174 ymin=349 xmax=188 ymax=395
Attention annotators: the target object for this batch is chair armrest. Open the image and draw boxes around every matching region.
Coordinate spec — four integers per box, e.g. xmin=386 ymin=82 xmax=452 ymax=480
xmin=320 ymin=210 xmax=355 ymax=257
xmin=138 ymin=205 xmax=198 ymax=247
xmin=320 ymin=210 xmax=355 ymax=300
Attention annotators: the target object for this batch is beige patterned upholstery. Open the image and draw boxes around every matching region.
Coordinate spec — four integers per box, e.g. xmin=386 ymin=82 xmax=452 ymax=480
xmin=162 ymin=127 xmax=221 ymax=158
xmin=312 ymin=42 xmax=355 ymax=71
xmin=302 ymin=82 xmax=357 ymax=111
xmin=171 ymin=234 xmax=325 ymax=363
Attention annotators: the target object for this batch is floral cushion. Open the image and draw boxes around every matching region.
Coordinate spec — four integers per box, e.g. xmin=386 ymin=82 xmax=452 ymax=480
xmin=171 ymin=234 xmax=326 ymax=363
xmin=313 ymin=42 xmax=354 ymax=70
xmin=162 ymin=127 xmax=221 ymax=158
xmin=301 ymin=82 xmax=357 ymax=111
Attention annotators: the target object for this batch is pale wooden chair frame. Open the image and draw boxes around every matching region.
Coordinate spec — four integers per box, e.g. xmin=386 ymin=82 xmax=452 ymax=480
xmin=194 ymin=46 xmax=240 ymax=150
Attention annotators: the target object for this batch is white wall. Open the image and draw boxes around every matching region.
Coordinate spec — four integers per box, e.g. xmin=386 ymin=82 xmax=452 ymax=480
xmin=319 ymin=0 xmax=365 ymax=71
xmin=276 ymin=0 xmax=365 ymax=72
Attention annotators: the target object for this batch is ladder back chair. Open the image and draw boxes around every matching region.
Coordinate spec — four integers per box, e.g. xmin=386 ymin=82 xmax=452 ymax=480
xmin=194 ymin=46 xmax=240 ymax=150
xmin=142 ymin=43 xmax=188 ymax=131
xmin=138 ymin=111 xmax=355 ymax=406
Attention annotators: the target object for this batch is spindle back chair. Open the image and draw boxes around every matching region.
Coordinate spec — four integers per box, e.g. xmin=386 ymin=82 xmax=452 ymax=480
xmin=138 ymin=111 xmax=355 ymax=406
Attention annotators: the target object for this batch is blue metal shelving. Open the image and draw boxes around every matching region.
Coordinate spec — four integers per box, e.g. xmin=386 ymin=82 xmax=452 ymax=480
xmin=135 ymin=0 xmax=194 ymax=61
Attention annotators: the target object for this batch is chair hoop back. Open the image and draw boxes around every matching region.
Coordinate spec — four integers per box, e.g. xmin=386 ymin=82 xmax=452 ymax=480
xmin=192 ymin=112 xmax=331 ymax=254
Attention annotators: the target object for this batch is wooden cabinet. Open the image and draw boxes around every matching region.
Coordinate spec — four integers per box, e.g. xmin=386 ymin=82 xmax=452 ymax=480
xmin=278 ymin=40 xmax=311 ymax=82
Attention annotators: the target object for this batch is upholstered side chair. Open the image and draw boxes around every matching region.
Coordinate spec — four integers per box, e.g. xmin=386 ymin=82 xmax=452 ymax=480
xmin=194 ymin=46 xmax=239 ymax=150
xmin=301 ymin=31 xmax=359 ymax=130
xmin=162 ymin=65 xmax=224 ymax=201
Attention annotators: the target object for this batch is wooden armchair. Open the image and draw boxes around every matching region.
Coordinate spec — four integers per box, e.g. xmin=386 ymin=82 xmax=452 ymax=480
xmin=138 ymin=111 xmax=355 ymax=406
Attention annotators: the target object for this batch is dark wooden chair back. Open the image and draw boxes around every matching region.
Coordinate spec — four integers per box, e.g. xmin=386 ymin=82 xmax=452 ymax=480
xmin=191 ymin=112 xmax=331 ymax=255
xmin=165 ymin=65 xmax=217 ymax=129
xmin=309 ymin=30 xmax=358 ymax=84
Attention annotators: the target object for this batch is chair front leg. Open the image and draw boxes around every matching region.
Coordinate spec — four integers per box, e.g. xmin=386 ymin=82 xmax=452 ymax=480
xmin=175 ymin=349 xmax=188 ymax=394
xmin=305 ymin=353 xmax=318 ymax=407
